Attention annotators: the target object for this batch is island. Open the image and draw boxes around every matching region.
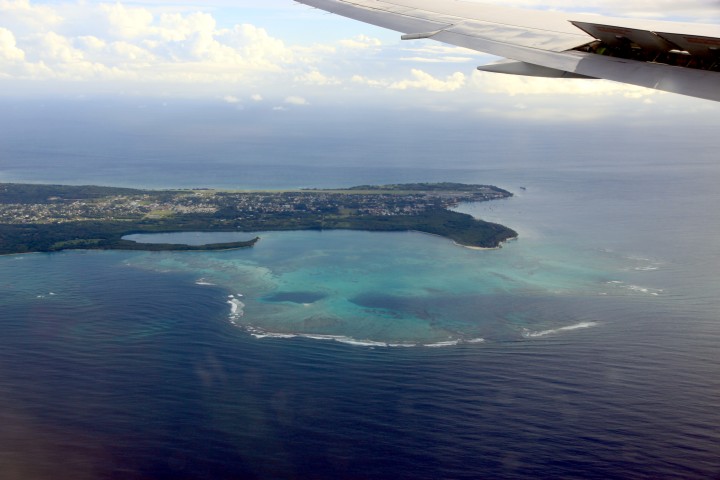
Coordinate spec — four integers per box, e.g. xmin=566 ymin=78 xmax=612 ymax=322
xmin=0 ymin=182 xmax=517 ymax=254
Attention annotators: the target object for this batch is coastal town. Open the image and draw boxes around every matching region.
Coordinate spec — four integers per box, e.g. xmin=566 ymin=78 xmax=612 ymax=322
xmin=0 ymin=183 xmax=517 ymax=254
xmin=0 ymin=183 xmax=510 ymax=225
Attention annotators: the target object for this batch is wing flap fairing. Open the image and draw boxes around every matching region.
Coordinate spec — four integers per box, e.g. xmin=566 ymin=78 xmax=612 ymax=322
xmin=571 ymin=22 xmax=720 ymax=75
xmin=571 ymin=20 xmax=720 ymax=61
xmin=477 ymin=59 xmax=594 ymax=78
xmin=655 ymin=32 xmax=720 ymax=58
xmin=571 ymin=21 xmax=677 ymax=54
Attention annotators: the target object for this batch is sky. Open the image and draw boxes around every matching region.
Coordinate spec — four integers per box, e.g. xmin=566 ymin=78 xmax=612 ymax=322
xmin=1 ymin=0 xmax=719 ymax=123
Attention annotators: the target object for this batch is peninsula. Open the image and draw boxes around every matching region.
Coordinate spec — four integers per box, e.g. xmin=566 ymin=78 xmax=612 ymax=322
xmin=0 ymin=182 xmax=517 ymax=254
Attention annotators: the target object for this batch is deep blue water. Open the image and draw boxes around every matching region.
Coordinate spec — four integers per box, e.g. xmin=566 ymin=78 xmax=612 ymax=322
xmin=2 ymin=250 xmax=720 ymax=479
xmin=3 ymin=112 xmax=720 ymax=477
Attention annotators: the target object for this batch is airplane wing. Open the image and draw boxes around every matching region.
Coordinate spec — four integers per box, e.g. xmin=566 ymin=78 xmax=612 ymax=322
xmin=295 ymin=0 xmax=720 ymax=101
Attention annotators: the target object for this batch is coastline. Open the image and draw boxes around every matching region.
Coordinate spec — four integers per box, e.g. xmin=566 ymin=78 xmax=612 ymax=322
xmin=456 ymin=242 xmax=497 ymax=251
xmin=0 ymin=237 xmax=260 ymax=256
xmin=1 ymin=182 xmax=516 ymax=255
xmin=101 ymin=236 xmax=260 ymax=253
xmin=457 ymin=235 xmax=518 ymax=251
xmin=412 ymin=229 xmax=506 ymax=250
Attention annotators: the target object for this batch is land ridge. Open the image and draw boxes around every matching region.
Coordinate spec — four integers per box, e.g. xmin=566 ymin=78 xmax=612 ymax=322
xmin=0 ymin=182 xmax=517 ymax=254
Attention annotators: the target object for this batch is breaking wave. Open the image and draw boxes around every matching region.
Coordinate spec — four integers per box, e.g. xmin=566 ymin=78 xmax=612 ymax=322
xmin=523 ymin=321 xmax=598 ymax=338
xmin=242 ymin=326 xmax=484 ymax=348
xmin=605 ymin=280 xmax=663 ymax=296
xmin=425 ymin=340 xmax=460 ymax=348
xmin=227 ymin=295 xmax=245 ymax=324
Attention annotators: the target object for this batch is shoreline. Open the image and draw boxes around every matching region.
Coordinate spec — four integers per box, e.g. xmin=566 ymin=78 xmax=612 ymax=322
xmin=457 ymin=235 xmax=518 ymax=251
xmin=0 ymin=237 xmax=260 ymax=256
xmin=1 ymin=182 xmax=516 ymax=255
xmin=0 ymin=231 xmax=514 ymax=256
xmin=456 ymin=243 xmax=497 ymax=251
xmin=410 ymin=229 xmax=515 ymax=250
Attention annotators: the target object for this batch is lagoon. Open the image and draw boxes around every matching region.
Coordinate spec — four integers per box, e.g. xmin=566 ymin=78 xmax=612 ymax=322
xmin=2 ymin=158 xmax=720 ymax=478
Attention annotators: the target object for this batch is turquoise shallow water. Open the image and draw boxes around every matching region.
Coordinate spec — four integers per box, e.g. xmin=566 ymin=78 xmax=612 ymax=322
xmin=122 ymin=225 xmax=663 ymax=346
xmin=3 ymin=161 xmax=720 ymax=478
xmin=4 ymin=97 xmax=720 ymax=477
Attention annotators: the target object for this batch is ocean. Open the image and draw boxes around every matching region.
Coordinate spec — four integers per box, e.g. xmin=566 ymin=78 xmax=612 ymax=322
xmin=2 ymin=106 xmax=720 ymax=478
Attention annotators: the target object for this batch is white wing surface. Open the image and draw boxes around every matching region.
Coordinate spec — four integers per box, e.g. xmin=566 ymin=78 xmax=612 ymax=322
xmin=296 ymin=0 xmax=720 ymax=101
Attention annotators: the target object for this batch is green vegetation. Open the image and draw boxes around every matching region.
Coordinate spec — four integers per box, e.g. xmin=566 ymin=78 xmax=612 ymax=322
xmin=0 ymin=182 xmax=517 ymax=254
xmin=291 ymin=209 xmax=514 ymax=248
xmin=0 ymin=183 xmax=147 ymax=204
xmin=0 ymin=221 xmax=259 ymax=254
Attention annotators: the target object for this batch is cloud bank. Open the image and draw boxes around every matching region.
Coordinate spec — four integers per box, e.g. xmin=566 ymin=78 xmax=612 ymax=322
xmin=0 ymin=0 xmax=716 ymax=116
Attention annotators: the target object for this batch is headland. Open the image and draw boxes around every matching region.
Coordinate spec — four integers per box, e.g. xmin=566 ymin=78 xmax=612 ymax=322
xmin=0 ymin=182 xmax=517 ymax=254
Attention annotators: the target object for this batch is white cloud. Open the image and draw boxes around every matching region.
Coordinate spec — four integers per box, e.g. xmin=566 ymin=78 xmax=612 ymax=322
xmin=37 ymin=31 xmax=84 ymax=64
xmin=0 ymin=2 xmax=312 ymax=91
xmin=223 ymin=95 xmax=240 ymax=103
xmin=294 ymin=69 xmax=340 ymax=85
xmin=351 ymin=74 xmax=387 ymax=88
xmin=156 ymin=11 xmax=216 ymax=42
xmin=220 ymin=23 xmax=295 ymax=69
xmin=285 ymin=95 xmax=308 ymax=105
xmin=100 ymin=3 xmax=155 ymax=39
xmin=0 ymin=0 xmax=714 ymax=112
xmin=0 ymin=0 xmax=62 ymax=34
xmin=400 ymin=56 xmax=474 ymax=63
xmin=111 ymin=41 xmax=155 ymax=62
xmin=351 ymin=70 xmax=467 ymax=92
xmin=349 ymin=69 xmax=469 ymax=96
xmin=390 ymin=69 xmax=466 ymax=92
xmin=338 ymin=34 xmax=382 ymax=49
xmin=77 ymin=35 xmax=107 ymax=51
xmin=0 ymin=27 xmax=24 ymax=61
